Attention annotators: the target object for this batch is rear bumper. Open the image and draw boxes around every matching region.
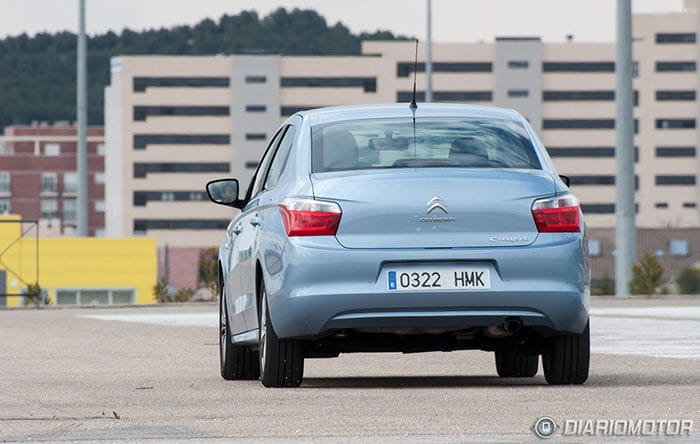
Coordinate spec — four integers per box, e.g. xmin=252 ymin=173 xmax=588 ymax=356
xmin=263 ymin=234 xmax=589 ymax=339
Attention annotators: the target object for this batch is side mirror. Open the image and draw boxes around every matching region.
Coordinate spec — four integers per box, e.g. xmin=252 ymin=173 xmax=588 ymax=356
xmin=206 ymin=179 xmax=241 ymax=207
xmin=559 ymin=175 xmax=571 ymax=187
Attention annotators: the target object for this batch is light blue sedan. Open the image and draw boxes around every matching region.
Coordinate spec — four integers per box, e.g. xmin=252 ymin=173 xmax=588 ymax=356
xmin=207 ymin=103 xmax=590 ymax=387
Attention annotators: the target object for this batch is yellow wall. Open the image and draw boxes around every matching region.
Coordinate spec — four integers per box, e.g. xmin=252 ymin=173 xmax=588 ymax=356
xmin=0 ymin=215 xmax=156 ymax=306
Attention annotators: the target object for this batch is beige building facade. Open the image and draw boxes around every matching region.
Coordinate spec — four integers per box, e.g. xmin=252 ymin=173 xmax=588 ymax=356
xmin=105 ymin=6 xmax=700 ymax=252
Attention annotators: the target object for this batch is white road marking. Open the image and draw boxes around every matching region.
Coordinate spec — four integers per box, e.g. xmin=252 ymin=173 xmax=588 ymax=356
xmin=590 ymin=306 xmax=700 ymax=319
xmin=589 ymin=306 xmax=700 ymax=359
xmin=82 ymin=306 xmax=700 ymax=360
xmin=81 ymin=313 xmax=217 ymax=327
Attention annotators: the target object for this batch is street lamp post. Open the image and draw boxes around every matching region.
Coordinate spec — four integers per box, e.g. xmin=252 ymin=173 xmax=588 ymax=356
xmin=615 ymin=0 xmax=636 ymax=296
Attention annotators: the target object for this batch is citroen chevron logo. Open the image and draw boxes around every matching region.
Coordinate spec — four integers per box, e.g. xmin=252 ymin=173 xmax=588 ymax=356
xmin=426 ymin=196 xmax=448 ymax=214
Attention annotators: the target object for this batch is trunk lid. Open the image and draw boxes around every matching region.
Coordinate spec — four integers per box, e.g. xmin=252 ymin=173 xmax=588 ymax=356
xmin=311 ymin=168 xmax=554 ymax=249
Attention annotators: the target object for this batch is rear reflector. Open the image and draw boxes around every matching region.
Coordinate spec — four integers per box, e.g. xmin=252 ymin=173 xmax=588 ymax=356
xmin=279 ymin=197 xmax=341 ymax=236
xmin=532 ymin=194 xmax=581 ymax=232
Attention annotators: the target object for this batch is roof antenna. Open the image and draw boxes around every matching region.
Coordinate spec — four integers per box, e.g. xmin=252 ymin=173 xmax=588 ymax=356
xmin=409 ymin=39 xmax=418 ymax=109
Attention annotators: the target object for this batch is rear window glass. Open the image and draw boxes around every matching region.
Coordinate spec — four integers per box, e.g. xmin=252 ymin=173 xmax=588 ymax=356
xmin=312 ymin=118 xmax=541 ymax=172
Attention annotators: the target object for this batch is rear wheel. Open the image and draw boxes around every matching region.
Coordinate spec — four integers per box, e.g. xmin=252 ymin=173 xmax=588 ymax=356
xmin=259 ymin=283 xmax=304 ymax=387
xmin=495 ymin=351 xmax=538 ymax=377
xmin=543 ymin=320 xmax=590 ymax=385
xmin=220 ymin=292 xmax=259 ymax=380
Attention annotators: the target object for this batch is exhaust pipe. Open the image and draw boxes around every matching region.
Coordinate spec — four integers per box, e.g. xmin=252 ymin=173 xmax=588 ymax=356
xmin=503 ymin=318 xmax=522 ymax=334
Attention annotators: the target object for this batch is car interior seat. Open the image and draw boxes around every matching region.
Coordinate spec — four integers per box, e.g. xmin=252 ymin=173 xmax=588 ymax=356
xmin=448 ymin=137 xmax=491 ymax=166
xmin=323 ymin=129 xmax=371 ymax=169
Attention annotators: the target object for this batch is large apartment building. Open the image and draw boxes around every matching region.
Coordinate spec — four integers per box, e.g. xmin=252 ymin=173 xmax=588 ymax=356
xmin=0 ymin=124 xmax=105 ymax=236
xmin=105 ymin=4 xmax=700 ymax=285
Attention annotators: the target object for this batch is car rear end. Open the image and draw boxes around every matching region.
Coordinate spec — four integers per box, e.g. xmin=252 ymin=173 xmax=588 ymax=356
xmin=266 ymin=104 xmax=589 ymax=384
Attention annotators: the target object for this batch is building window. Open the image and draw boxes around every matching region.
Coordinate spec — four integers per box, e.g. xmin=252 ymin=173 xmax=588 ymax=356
xmin=94 ymin=172 xmax=105 ymax=184
xmin=133 ymin=134 xmax=230 ymax=149
xmin=0 ymin=199 xmax=9 ymax=215
xmin=97 ymin=143 xmax=106 ymax=155
xmin=580 ymin=204 xmax=615 ymax=214
xmin=543 ymin=90 xmax=613 ymax=101
xmin=656 ymin=61 xmax=696 ymax=72
xmin=245 ymin=133 xmax=267 ymax=141
xmin=588 ymin=240 xmax=601 ymax=256
xmin=281 ymin=76 xmax=377 ymax=92
xmin=542 ymin=62 xmax=614 ymax=72
xmin=543 ymin=119 xmax=614 ymax=129
xmin=245 ymin=75 xmax=267 ymax=84
xmin=41 ymin=199 xmax=58 ymax=219
xmin=245 ymin=105 xmax=267 ymax=112
xmin=655 ymin=202 xmax=669 ymax=209
xmin=133 ymin=191 xmax=209 ymax=206
xmin=41 ymin=173 xmax=58 ymax=193
xmin=245 ymin=161 xmax=259 ymax=169
xmin=543 ymin=90 xmax=639 ymax=105
xmin=397 ymin=62 xmax=492 ymax=77
xmin=0 ymin=172 xmax=10 ymax=193
xmin=508 ymin=60 xmax=529 ymax=69
xmin=683 ymin=202 xmax=697 ymax=208
xmin=547 ymin=147 xmax=614 ymax=157
xmin=656 ymin=33 xmax=696 ymax=44
xmin=94 ymin=200 xmax=105 ymax=212
xmin=396 ymin=91 xmax=492 ymax=102
xmin=507 ymin=89 xmax=529 ymax=98
xmin=133 ymin=106 xmax=229 ymax=121
xmin=44 ymin=143 xmax=60 ymax=156
xmin=656 ymin=147 xmax=695 ymax=157
xmin=55 ymin=288 xmax=135 ymax=305
xmin=656 ymin=90 xmax=695 ymax=101
xmin=655 ymin=175 xmax=696 ymax=185
xmin=133 ymin=219 xmax=229 ymax=232
xmin=543 ymin=119 xmax=638 ymax=133
xmin=569 ymin=175 xmax=615 ymax=186
xmin=656 ymin=119 xmax=695 ymax=129
xmin=669 ymin=240 xmax=689 ymax=256
xmin=280 ymin=106 xmax=315 ymax=116
xmin=133 ymin=162 xmax=229 ymax=178
xmin=189 ymin=192 xmax=204 ymax=201
xmin=133 ymin=77 xmax=229 ymax=92
xmin=63 ymin=199 xmax=76 ymax=222
xmin=63 ymin=172 xmax=77 ymax=193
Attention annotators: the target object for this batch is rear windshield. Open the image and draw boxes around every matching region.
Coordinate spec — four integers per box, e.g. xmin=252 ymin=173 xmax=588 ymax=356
xmin=312 ymin=118 xmax=541 ymax=172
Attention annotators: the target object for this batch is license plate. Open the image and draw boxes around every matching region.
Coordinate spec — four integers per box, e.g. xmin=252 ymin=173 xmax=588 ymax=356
xmin=387 ymin=266 xmax=491 ymax=291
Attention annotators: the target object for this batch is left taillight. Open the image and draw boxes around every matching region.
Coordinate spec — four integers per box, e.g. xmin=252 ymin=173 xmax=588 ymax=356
xmin=531 ymin=194 xmax=581 ymax=233
xmin=279 ymin=197 xmax=342 ymax=237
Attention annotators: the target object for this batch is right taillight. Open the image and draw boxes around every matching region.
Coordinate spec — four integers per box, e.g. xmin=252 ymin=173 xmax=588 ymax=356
xmin=532 ymin=194 xmax=581 ymax=232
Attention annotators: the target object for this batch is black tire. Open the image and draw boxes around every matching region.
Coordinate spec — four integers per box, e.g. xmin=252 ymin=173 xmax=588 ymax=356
xmin=543 ymin=320 xmax=590 ymax=385
xmin=495 ymin=351 xmax=538 ymax=377
xmin=220 ymin=292 xmax=259 ymax=380
xmin=259 ymin=284 xmax=304 ymax=387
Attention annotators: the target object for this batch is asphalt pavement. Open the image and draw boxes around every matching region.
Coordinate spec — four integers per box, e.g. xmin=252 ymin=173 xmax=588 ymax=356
xmin=1 ymin=297 xmax=698 ymax=442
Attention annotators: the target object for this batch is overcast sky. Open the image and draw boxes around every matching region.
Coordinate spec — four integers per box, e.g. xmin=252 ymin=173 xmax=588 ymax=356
xmin=0 ymin=0 xmax=688 ymax=43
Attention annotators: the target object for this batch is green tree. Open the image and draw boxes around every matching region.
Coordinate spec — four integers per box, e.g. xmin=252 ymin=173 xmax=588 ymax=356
xmin=628 ymin=253 xmax=664 ymax=296
xmin=22 ymin=282 xmax=51 ymax=307
xmin=676 ymin=266 xmax=700 ymax=294
xmin=153 ymin=277 xmax=169 ymax=303
xmin=198 ymin=247 xmax=219 ymax=298
xmin=591 ymin=274 xmax=615 ymax=296
xmin=0 ymin=8 xmax=410 ymax=130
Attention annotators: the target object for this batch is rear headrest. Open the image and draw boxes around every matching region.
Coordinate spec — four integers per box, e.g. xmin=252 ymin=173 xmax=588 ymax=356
xmin=323 ymin=129 xmax=359 ymax=167
xmin=449 ymin=137 xmax=489 ymax=159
